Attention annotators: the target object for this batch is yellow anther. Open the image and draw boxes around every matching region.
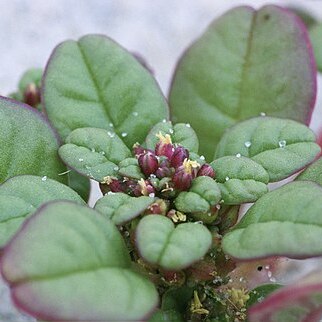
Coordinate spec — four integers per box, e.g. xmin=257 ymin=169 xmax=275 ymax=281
xmin=102 ymin=176 xmax=117 ymax=184
xmin=191 ymin=291 xmax=209 ymax=315
xmin=138 ymin=178 xmax=148 ymax=196
xmin=182 ymin=158 xmax=200 ymax=174
xmin=156 ymin=132 xmax=172 ymax=144
xmin=227 ymin=288 xmax=250 ymax=309
xmin=171 ymin=211 xmax=186 ymax=223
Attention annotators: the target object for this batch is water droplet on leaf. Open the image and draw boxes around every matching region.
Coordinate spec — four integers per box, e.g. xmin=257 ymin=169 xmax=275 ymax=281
xmin=279 ymin=140 xmax=286 ymax=148
xmin=244 ymin=141 xmax=251 ymax=148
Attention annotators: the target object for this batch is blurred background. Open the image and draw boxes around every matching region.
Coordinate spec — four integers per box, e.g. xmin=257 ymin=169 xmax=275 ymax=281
xmin=0 ymin=0 xmax=321 ymax=320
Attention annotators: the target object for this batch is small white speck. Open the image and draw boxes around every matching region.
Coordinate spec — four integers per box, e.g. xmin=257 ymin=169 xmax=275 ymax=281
xmin=215 ymin=204 xmax=221 ymax=210
xmin=58 ymin=170 xmax=71 ymax=176
xmin=121 ymin=132 xmax=128 ymax=137
xmin=150 ymin=174 xmax=156 ymax=179
xmin=279 ymin=140 xmax=286 ymax=148
xmin=236 ymin=153 xmax=241 ymax=158
xmin=200 ymin=155 xmax=205 ymax=160
xmin=239 ymin=277 xmax=244 ymax=282
xmin=185 ymin=123 xmax=191 ymax=128
xmin=132 ymin=111 xmax=138 ymax=116
xmin=267 ymin=271 xmax=272 ymax=278
xmin=194 ymin=221 xmax=203 ymax=224
xmin=91 ymin=148 xmax=96 ymax=152
xmin=162 ymin=119 xmax=167 ymax=123
xmin=85 ymin=165 xmax=90 ymax=170
xmin=149 ymin=193 xmax=155 ymax=198
xmin=107 ymin=131 xmax=115 ymax=138
xmin=258 ymin=296 xmax=265 ymax=303
xmin=253 ymin=291 xmax=257 ymax=294
xmin=79 ymin=158 xmax=84 ymax=162
xmin=100 ymin=151 xmax=105 ymax=156
xmin=270 ymin=277 xmax=277 ymax=283
xmin=265 ymin=265 xmax=270 ymax=270
xmin=113 ymin=166 xmax=119 ymax=171
xmin=124 ymin=231 xmax=130 ymax=237
xmin=109 ymin=123 xmax=114 ymax=127
xmin=169 ymin=128 xmax=174 ymax=134
xmin=260 ymin=112 xmax=266 ymax=116
xmin=41 ymin=176 xmax=47 ymax=181
xmin=244 ymin=141 xmax=252 ymax=148
xmin=225 ymin=176 xmax=230 ymax=181
xmin=107 ymin=191 xmax=115 ymax=195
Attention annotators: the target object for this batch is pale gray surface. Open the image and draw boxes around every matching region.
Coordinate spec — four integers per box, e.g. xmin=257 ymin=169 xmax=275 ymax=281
xmin=0 ymin=0 xmax=322 ymax=320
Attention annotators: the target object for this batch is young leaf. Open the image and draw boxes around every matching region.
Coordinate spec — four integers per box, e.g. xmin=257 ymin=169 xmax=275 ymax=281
xmin=118 ymin=157 xmax=144 ymax=179
xmin=174 ymin=176 xmax=221 ymax=215
xmin=0 ymin=175 xmax=85 ymax=247
xmin=222 ymin=181 xmax=322 ymax=259
xmin=169 ymin=5 xmax=316 ymax=159
xmin=67 ymin=170 xmax=91 ymax=201
xmin=94 ymin=192 xmax=154 ymax=225
xmin=136 ymin=215 xmax=212 ymax=270
xmin=58 ymin=127 xmax=131 ymax=181
xmin=0 ymin=97 xmax=67 ymax=184
xmin=248 ymin=271 xmax=322 ymax=322
xmin=296 ymin=156 xmax=322 ymax=186
xmin=1 ymin=201 xmax=158 ymax=321
xmin=211 ymin=156 xmax=269 ymax=204
xmin=310 ymin=23 xmax=322 ymax=72
xmin=247 ymin=283 xmax=282 ymax=308
xmin=149 ymin=309 xmax=184 ymax=322
xmin=145 ymin=121 xmax=199 ymax=153
xmin=43 ymin=34 xmax=168 ymax=145
xmin=215 ymin=117 xmax=320 ymax=182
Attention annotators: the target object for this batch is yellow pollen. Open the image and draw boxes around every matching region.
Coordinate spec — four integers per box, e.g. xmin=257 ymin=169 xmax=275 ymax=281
xmin=156 ymin=132 xmax=172 ymax=144
xmin=102 ymin=176 xmax=117 ymax=184
xmin=138 ymin=178 xmax=148 ymax=196
xmin=183 ymin=158 xmax=200 ymax=174
xmin=227 ymin=288 xmax=250 ymax=309
xmin=191 ymin=291 xmax=209 ymax=315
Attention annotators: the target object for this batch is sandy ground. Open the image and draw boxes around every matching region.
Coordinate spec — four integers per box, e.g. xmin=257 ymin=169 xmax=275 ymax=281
xmin=0 ymin=0 xmax=322 ymax=320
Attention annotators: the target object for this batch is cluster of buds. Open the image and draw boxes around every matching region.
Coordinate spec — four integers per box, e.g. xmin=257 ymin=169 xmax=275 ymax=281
xmin=102 ymin=132 xmax=215 ymax=199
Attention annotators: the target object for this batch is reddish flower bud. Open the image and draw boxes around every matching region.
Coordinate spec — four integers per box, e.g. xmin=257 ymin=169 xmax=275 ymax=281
xmin=172 ymin=159 xmax=200 ymax=191
xmin=172 ymin=166 xmax=192 ymax=191
xmin=156 ymin=164 xmax=173 ymax=178
xmin=197 ymin=164 xmax=215 ymax=178
xmin=102 ymin=176 xmax=125 ymax=193
xmin=24 ymin=83 xmax=41 ymax=108
xmin=170 ymin=146 xmax=189 ymax=168
xmin=155 ymin=132 xmax=174 ymax=158
xmin=132 ymin=143 xmax=153 ymax=157
xmin=138 ymin=152 xmax=158 ymax=176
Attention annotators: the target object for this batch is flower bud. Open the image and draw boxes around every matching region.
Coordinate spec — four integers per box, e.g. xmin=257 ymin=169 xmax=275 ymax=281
xmin=197 ymin=164 xmax=215 ymax=178
xmin=24 ymin=83 xmax=41 ymax=108
xmin=172 ymin=166 xmax=192 ymax=191
xmin=155 ymin=132 xmax=174 ymax=158
xmin=138 ymin=152 xmax=158 ymax=176
xmin=102 ymin=176 xmax=125 ymax=193
xmin=170 ymin=146 xmax=189 ymax=168
xmin=132 ymin=143 xmax=153 ymax=157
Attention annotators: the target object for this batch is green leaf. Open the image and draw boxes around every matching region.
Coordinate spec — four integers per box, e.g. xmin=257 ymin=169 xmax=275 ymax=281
xmin=43 ymin=34 xmax=168 ymax=145
xmin=0 ymin=175 xmax=85 ymax=247
xmin=58 ymin=127 xmax=131 ymax=181
xmin=94 ymin=192 xmax=154 ymax=225
xmin=149 ymin=309 xmax=184 ymax=322
xmin=310 ymin=23 xmax=322 ymax=72
xmin=0 ymin=98 xmax=67 ymax=184
xmin=161 ymin=286 xmax=193 ymax=313
xmin=247 ymin=283 xmax=282 ymax=308
xmin=174 ymin=176 xmax=221 ymax=214
xmin=145 ymin=121 xmax=199 ymax=153
xmin=222 ymin=181 xmax=322 ymax=259
xmin=248 ymin=271 xmax=322 ymax=322
xmin=67 ymin=170 xmax=91 ymax=201
xmin=169 ymin=5 xmax=316 ymax=159
xmin=211 ymin=156 xmax=269 ymax=204
xmin=215 ymin=117 xmax=320 ymax=182
xmin=118 ymin=157 xmax=144 ymax=179
xmin=296 ymin=156 xmax=322 ymax=186
xmin=136 ymin=215 xmax=212 ymax=270
xmin=1 ymin=201 xmax=158 ymax=321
